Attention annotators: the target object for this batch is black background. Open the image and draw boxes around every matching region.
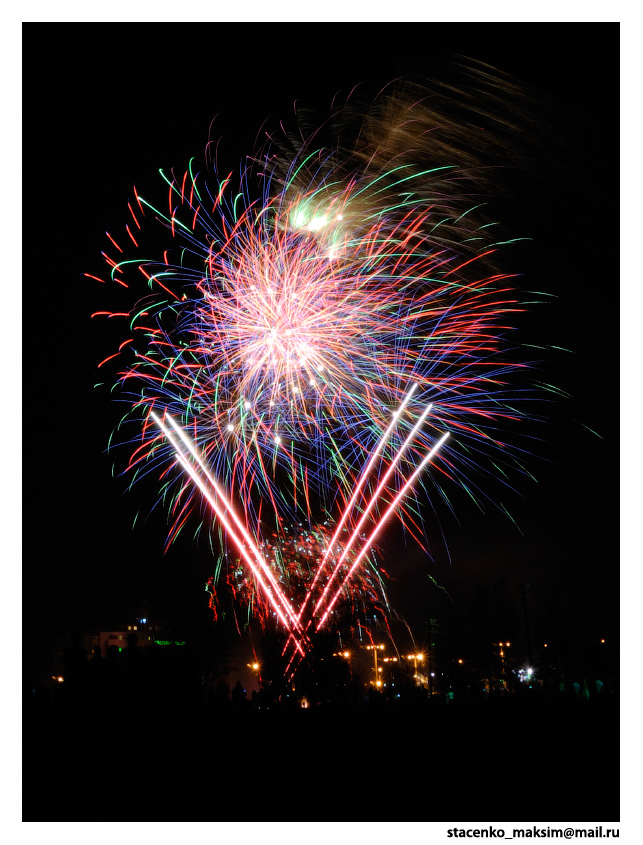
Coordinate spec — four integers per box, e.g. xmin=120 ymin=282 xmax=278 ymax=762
xmin=25 ymin=22 xmax=619 ymax=679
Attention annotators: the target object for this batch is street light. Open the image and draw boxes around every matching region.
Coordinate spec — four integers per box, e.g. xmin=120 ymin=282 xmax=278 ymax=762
xmin=247 ymin=661 xmax=261 ymax=682
xmin=365 ymin=644 xmax=385 ymax=686
xmin=405 ymin=653 xmax=424 ymax=684
xmin=496 ymin=642 xmax=511 ymax=688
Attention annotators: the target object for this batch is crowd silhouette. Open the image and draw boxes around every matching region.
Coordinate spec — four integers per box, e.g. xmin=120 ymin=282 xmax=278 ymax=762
xmin=25 ymin=630 xmax=619 ymax=822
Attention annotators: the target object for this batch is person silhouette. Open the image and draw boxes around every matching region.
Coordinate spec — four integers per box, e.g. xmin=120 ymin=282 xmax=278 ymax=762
xmin=232 ymin=681 xmax=247 ymax=711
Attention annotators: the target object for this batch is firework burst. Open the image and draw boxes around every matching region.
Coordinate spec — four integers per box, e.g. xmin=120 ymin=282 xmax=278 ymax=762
xmin=90 ymin=75 xmax=543 ymax=653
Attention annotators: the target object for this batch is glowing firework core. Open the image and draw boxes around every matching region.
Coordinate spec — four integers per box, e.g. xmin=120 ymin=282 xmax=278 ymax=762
xmin=201 ymin=219 xmax=395 ymax=424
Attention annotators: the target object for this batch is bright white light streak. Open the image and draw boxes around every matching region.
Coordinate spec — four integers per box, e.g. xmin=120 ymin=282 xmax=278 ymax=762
xmin=316 ymin=431 xmax=450 ymax=631
xmin=311 ymin=402 xmax=434 ymax=618
xmin=160 ymin=412 xmax=303 ymax=632
xmin=320 ymin=383 xmax=418 ymax=563
xmin=150 ymin=411 xmax=305 ymax=645
xmin=171 ymin=449 xmax=302 ymax=647
xmin=279 ymin=385 xmax=423 ymax=665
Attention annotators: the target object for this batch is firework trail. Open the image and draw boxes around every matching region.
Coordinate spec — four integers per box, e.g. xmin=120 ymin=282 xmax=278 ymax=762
xmin=90 ymin=65 xmax=543 ymax=653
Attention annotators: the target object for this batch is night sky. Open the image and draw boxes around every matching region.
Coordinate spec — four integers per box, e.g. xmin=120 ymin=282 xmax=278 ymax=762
xmin=26 ymin=23 xmax=619 ymax=680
